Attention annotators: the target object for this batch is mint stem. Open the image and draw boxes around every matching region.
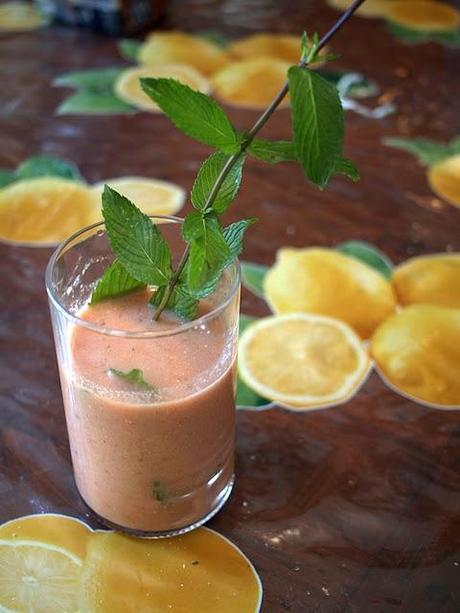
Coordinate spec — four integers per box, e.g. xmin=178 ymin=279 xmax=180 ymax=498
xmin=152 ymin=0 xmax=367 ymax=320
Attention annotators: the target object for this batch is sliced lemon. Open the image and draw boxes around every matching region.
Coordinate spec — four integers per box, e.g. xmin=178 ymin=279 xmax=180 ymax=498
xmin=428 ymin=154 xmax=460 ymax=208
xmin=393 ymin=253 xmax=460 ymax=309
xmin=264 ymin=247 xmax=396 ymax=339
xmin=114 ymin=64 xmax=211 ymax=112
xmin=326 ymin=0 xmax=402 ymax=18
xmin=139 ymin=31 xmax=229 ymax=76
xmin=212 ymin=58 xmax=290 ymax=110
xmin=228 ymin=33 xmax=301 ymax=63
xmin=0 ymin=513 xmax=93 ymax=560
xmin=0 ymin=1 xmax=47 ymax=31
xmin=0 ymin=177 xmax=99 ymax=246
xmin=79 ymin=528 xmax=262 ymax=612
xmin=0 ymin=539 xmax=82 ymax=612
xmin=238 ymin=313 xmax=371 ymax=409
xmin=371 ymin=305 xmax=460 ymax=408
xmin=92 ymin=176 xmax=185 ymax=218
xmin=384 ymin=1 xmax=460 ymax=32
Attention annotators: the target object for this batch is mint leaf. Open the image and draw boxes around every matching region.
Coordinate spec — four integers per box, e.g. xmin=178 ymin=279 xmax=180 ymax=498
xmin=54 ymin=67 xmax=125 ymax=91
xmin=196 ymin=31 xmax=228 ymax=48
xmin=450 ymin=136 xmax=460 ymax=154
xmin=57 ymin=91 xmax=135 ymax=115
xmin=300 ymin=31 xmax=309 ymax=62
xmin=102 ymin=186 xmax=172 ymax=286
xmin=0 ymin=170 xmax=16 ymax=188
xmin=240 ymin=261 xmax=268 ymax=298
xmin=150 ymin=284 xmax=198 ymax=320
xmin=248 ymin=139 xmax=297 ymax=164
xmin=16 ymin=155 xmax=83 ymax=182
xmin=140 ymin=78 xmax=238 ymax=153
xmin=152 ymin=480 xmax=168 ymax=502
xmin=90 ymin=260 xmax=146 ymax=304
xmin=387 ymin=22 xmax=460 ymax=48
xmin=108 ymin=368 xmax=155 ymax=390
xmin=191 ymin=152 xmax=244 ymax=213
xmin=186 ymin=215 xmax=230 ymax=297
xmin=288 ymin=66 xmax=344 ymax=188
xmin=118 ymin=39 xmax=141 ymax=62
xmin=334 ymin=157 xmax=360 ymax=182
xmin=336 ymin=240 xmax=393 ymax=280
xmin=182 ymin=211 xmax=205 ymax=241
xmin=222 ymin=218 xmax=257 ymax=262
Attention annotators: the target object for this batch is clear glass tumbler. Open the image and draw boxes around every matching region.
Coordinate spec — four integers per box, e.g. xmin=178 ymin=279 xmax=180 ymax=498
xmin=46 ymin=217 xmax=240 ymax=537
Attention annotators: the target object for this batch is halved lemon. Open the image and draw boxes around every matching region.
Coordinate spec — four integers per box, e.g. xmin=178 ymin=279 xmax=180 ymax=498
xmin=326 ymin=0 xmax=403 ymax=18
xmin=392 ymin=253 xmax=460 ymax=309
xmin=0 ymin=513 xmax=93 ymax=560
xmin=0 ymin=177 xmax=99 ymax=246
xmin=238 ymin=313 xmax=371 ymax=409
xmin=428 ymin=154 xmax=460 ymax=208
xmin=228 ymin=33 xmax=301 ymax=63
xmin=114 ymin=64 xmax=211 ymax=112
xmin=212 ymin=58 xmax=290 ymax=109
xmin=91 ymin=176 xmax=185 ymax=218
xmin=371 ymin=305 xmax=460 ymax=408
xmin=0 ymin=1 xmax=47 ymax=31
xmin=79 ymin=528 xmax=262 ymax=612
xmin=384 ymin=1 xmax=460 ymax=32
xmin=139 ymin=31 xmax=229 ymax=76
xmin=264 ymin=247 xmax=396 ymax=339
xmin=0 ymin=539 xmax=82 ymax=612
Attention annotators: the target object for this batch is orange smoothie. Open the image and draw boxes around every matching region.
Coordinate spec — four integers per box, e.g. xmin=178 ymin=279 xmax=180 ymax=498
xmin=61 ymin=291 xmax=236 ymax=534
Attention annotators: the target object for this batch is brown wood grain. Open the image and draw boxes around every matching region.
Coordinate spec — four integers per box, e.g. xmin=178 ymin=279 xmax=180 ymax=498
xmin=1 ymin=1 xmax=460 ymax=611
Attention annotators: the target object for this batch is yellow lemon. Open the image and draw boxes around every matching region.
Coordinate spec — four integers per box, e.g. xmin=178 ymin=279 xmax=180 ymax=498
xmin=92 ymin=176 xmax=185 ymax=218
xmin=384 ymin=1 xmax=460 ymax=31
xmin=371 ymin=305 xmax=460 ymax=408
xmin=0 ymin=513 xmax=94 ymax=560
xmin=0 ymin=1 xmax=47 ymax=31
xmin=393 ymin=253 xmax=460 ymax=309
xmin=428 ymin=154 xmax=460 ymax=208
xmin=0 ymin=539 xmax=82 ymax=612
xmin=114 ymin=65 xmax=211 ymax=112
xmin=212 ymin=59 xmax=290 ymax=110
xmin=264 ymin=248 xmax=396 ymax=338
xmin=139 ymin=31 xmax=229 ymax=76
xmin=79 ymin=528 xmax=262 ymax=612
xmin=228 ymin=33 xmax=301 ymax=63
xmin=238 ymin=313 xmax=371 ymax=409
xmin=0 ymin=177 xmax=99 ymax=246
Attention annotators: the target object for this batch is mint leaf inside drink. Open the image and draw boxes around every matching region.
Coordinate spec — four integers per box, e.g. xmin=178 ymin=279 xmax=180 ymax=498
xmin=108 ymin=368 xmax=155 ymax=390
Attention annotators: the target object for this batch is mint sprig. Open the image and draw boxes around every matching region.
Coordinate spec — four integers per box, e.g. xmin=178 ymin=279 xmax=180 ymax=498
xmin=91 ymin=260 xmax=145 ymax=304
xmin=90 ymin=3 xmax=363 ymax=319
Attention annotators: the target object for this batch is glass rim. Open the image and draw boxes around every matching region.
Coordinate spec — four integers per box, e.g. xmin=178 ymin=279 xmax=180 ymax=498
xmin=45 ymin=216 xmax=241 ymax=339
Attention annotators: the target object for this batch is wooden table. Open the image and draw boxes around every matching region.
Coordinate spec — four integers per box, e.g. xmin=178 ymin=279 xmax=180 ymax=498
xmin=1 ymin=1 xmax=459 ymax=611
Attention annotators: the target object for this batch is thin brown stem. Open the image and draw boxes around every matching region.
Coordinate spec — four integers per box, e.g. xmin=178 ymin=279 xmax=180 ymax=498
xmin=153 ymin=0 xmax=367 ymax=320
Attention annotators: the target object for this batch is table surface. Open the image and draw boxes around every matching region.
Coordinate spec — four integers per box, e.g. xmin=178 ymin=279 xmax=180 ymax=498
xmin=1 ymin=1 xmax=460 ymax=611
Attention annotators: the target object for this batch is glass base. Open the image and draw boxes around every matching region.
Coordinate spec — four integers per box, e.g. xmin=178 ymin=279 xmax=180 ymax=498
xmin=82 ymin=474 xmax=235 ymax=539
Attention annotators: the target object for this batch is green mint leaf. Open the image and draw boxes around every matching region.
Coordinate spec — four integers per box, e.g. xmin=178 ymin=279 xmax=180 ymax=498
xmin=182 ymin=211 xmax=206 ymax=241
xmin=186 ymin=215 xmax=231 ymax=297
xmin=386 ymin=22 xmax=460 ymax=47
xmin=383 ymin=137 xmax=452 ymax=166
xmin=334 ymin=157 xmax=360 ymax=182
xmin=191 ymin=152 xmax=244 ymax=213
xmin=222 ymin=218 xmax=257 ymax=263
xmin=90 ymin=260 xmax=146 ymax=305
xmin=0 ymin=170 xmax=16 ymax=188
xmin=300 ymin=31 xmax=309 ymax=62
xmin=150 ymin=283 xmax=198 ymax=320
xmin=57 ymin=91 xmax=135 ymax=115
xmin=140 ymin=78 xmax=238 ymax=153
xmin=248 ymin=139 xmax=297 ymax=164
xmin=336 ymin=240 xmax=393 ymax=280
xmin=16 ymin=155 xmax=84 ymax=182
xmin=118 ymin=39 xmax=141 ymax=62
xmin=450 ymin=136 xmax=460 ymax=154
xmin=152 ymin=480 xmax=168 ymax=502
xmin=288 ymin=66 xmax=344 ymax=188
xmin=108 ymin=368 xmax=155 ymax=390
xmin=240 ymin=261 xmax=268 ymax=298
xmin=196 ymin=31 xmax=228 ymax=48
xmin=102 ymin=186 xmax=172 ymax=286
